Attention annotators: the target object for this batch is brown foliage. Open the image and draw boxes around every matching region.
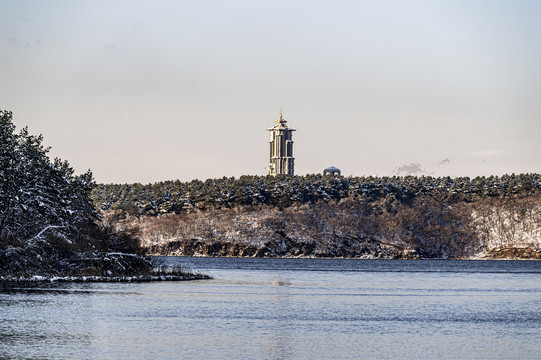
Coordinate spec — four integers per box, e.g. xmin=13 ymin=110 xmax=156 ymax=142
xmin=103 ymin=192 xmax=541 ymax=259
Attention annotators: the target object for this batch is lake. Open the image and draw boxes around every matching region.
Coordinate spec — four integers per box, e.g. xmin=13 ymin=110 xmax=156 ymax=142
xmin=1 ymin=258 xmax=540 ymax=359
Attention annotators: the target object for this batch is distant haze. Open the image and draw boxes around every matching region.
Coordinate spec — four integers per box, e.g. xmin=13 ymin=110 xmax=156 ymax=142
xmin=1 ymin=0 xmax=539 ymax=183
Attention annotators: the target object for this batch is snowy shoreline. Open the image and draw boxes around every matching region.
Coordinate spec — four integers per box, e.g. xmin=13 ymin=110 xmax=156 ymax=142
xmin=0 ymin=251 xmax=212 ymax=283
xmin=148 ymin=253 xmax=541 ymax=261
xmin=0 ymin=273 xmax=211 ymax=283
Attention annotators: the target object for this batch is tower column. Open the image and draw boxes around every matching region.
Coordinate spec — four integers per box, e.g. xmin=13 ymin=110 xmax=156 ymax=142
xmin=266 ymin=111 xmax=295 ymax=176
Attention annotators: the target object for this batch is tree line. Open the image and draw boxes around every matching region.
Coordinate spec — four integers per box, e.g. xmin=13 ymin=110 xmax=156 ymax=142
xmin=92 ymin=173 xmax=541 ymax=216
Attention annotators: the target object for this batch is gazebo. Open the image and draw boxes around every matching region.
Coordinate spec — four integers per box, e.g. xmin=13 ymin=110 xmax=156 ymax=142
xmin=323 ymin=166 xmax=341 ymax=176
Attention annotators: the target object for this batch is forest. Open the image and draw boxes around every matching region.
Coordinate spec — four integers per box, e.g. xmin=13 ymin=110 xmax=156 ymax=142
xmin=92 ymin=173 xmax=541 ymax=215
xmin=92 ymin=173 xmax=541 ymax=260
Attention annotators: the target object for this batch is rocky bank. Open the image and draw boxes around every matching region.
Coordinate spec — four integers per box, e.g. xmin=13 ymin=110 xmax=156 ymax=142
xmin=121 ymin=194 xmax=541 ymax=260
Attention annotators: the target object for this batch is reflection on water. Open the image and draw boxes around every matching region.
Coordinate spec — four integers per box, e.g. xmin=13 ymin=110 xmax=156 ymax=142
xmin=1 ymin=259 xmax=540 ymax=360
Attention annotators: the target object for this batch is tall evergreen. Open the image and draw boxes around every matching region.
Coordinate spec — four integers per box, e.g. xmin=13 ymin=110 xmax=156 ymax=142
xmin=0 ymin=109 xmax=97 ymax=246
xmin=0 ymin=110 xmax=20 ymax=237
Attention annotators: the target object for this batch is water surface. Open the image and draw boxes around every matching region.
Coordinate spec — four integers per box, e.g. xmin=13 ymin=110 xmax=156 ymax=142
xmin=1 ymin=258 xmax=540 ymax=359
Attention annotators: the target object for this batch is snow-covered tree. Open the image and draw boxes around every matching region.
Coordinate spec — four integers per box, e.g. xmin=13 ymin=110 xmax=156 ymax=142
xmin=0 ymin=109 xmax=97 ymax=246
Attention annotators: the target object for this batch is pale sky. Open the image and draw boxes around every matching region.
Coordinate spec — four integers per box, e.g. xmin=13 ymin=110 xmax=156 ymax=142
xmin=1 ymin=0 xmax=540 ymax=183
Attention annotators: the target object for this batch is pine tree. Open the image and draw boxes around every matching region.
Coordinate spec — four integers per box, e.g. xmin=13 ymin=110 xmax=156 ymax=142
xmin=0 ymin=109 xmax=97 ymax=246
xmin=0 ymin=110 xmax=21 ymax=241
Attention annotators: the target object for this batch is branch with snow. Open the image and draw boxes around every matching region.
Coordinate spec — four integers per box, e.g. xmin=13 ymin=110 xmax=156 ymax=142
xmin=25 ymin=225 xmax=67 ymax=246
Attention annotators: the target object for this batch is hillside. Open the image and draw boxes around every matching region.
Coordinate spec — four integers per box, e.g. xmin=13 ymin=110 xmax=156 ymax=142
xmin=93 ymin=174 xmax=541 ymax=260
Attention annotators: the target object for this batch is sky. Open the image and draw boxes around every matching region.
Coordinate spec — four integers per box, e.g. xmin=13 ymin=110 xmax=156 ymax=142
xmin=1 ymin=0 xmax=540 ymax=183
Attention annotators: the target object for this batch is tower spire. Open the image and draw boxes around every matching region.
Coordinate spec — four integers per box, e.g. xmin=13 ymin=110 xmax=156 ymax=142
xmin=276 ymin=107 xmax=286 ymax=124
